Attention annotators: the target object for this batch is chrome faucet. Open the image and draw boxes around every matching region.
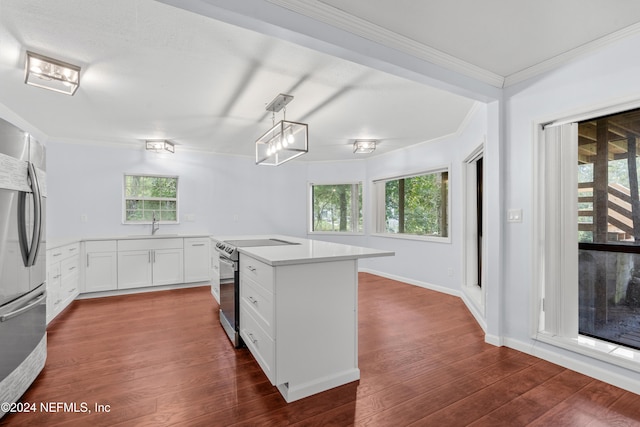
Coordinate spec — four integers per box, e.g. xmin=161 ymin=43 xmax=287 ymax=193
xmin=151 ymin=211 xmax=160 ymax=235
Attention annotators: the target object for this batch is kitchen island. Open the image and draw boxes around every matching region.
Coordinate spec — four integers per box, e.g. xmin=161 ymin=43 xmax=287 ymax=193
xmin=211 ymin=235 xmax=393 ymax=402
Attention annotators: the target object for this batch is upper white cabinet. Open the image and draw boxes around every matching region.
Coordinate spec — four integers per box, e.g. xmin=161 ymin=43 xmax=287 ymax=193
xmin=117 ymin=238 xmax=184 ymax=289
xmin=184 ymin=237 xmax=211 ymax=283
xmin=84 ymin=240 xmax=118 ymax=293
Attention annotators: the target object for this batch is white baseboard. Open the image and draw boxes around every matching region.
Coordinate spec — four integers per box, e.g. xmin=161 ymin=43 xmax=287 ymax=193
xmin=504 ymin=337 xmax=640 ymax=395
xmin=76 ymin=281 xmax=209 ymax=299
xmin=359 ymin=268 xmax=461 ymax=297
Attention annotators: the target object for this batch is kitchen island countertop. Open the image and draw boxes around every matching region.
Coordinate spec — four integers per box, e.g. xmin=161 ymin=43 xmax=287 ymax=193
xmin=211 ymin=234 xmax=393 ymax=266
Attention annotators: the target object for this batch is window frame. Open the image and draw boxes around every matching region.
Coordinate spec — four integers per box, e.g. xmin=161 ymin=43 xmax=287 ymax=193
xmin=372 ymin=166 xmax=451 ymax=243
xmin=122 ymin=173 xmax=179 ymax=225
xmin=534 ymin=108 xmax=640 ymax=374
xmin=307 ymin=181 xmax=364 ymax=235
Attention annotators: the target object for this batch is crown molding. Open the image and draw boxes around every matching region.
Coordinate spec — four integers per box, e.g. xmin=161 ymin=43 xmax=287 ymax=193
xmin=504 ymin=21 xmax=640 ymax=87
xmin=267 ymin=0 xmax=505 ymax=88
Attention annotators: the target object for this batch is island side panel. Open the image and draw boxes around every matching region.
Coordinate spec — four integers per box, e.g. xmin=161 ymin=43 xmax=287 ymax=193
xmin=275 ymin=259 xmax=359 ymax=400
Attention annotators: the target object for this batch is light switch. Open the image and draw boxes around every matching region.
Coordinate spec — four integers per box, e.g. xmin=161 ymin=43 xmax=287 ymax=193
xmin=507 ymin=209 xmax=523 ymax=223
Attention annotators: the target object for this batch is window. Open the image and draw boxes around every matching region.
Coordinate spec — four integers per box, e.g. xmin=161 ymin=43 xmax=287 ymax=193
xmin=123 ymin=174 xmax=178 ymax=223
xmin=374 ymin=168 xmax=449 ymax=239
xmin=577 ymin=110 xmax=640 ymax=350
xmin=310 ymin=183 xmax=362 ymax=233
xmin=535 ymin=107 xmax=640 ymax=370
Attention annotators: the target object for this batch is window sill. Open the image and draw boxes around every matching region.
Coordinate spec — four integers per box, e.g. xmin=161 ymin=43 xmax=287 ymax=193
xmin=307 ymin=231 xmax=364 ymax=236
xmin=535 ymin=331 xmax=640 ymax=373
xmin=123 ymin=221 xmax=179 ymax=225
xmin=370 ymin=232 xmax=451 ymax=244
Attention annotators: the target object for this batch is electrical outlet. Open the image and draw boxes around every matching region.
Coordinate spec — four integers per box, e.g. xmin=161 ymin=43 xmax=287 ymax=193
xmin=81 ymin=214 xmax=88 ymax=222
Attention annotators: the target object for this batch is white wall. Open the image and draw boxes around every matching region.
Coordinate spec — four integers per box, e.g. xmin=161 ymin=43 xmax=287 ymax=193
xmin=503 ymin=32 xmax=640 ymax=387
xmin=46 ymin=141 xmax=307 ymax=240
xmin=360 ymin=104 xmax=488 ymax=295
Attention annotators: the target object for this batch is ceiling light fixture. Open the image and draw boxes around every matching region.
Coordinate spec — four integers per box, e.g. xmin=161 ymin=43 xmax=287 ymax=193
xmin=353 ymin=140 xmax=376 ymax=154
xmin=24 ymin=51 xmax=81 ymax=96
xmin=145 ymin=140 xmax=175 ymax=154
xmin=256 ymin=93 xmax=308 ymax=166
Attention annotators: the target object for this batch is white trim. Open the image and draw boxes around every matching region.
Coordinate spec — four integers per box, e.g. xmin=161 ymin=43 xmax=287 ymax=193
xmin=461 ymin=142 xmax=486 ymax=318
xmin=370 ymin=232 xmax=451 ymax=244
xmin=266 ymin=0 xmax=504 ymax=88
xmin=359 ymin=267 xmax=460 ymax=297
xmin=268 ymin=1 xmax=640 ymax=88
xmin=360 ymin=267 xmax=499 ymax=345
xmin=505 ymin=335 xmax=640 ymax=395
xmin=505 ymin=22 xmax=640 ymax=87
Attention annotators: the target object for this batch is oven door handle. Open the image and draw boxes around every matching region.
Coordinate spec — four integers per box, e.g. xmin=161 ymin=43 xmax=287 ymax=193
xmin=218 ymin=256 xmax=237 ymax=270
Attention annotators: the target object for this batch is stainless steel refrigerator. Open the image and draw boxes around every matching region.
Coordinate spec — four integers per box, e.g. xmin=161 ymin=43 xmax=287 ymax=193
xmin=0 ymin=117 xmax=47 ymax=418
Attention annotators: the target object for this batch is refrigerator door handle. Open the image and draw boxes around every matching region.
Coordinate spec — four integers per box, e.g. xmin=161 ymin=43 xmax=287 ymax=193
xmin=17 ymin=162 xmax=42 ymax=267
xmin=0 ymin=292 xmax=46 ymax=322
xmin=28 ymin=162 xmax=42 ymax=267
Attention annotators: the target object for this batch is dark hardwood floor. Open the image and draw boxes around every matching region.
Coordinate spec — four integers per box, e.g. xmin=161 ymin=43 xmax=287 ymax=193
xmin=2 ymin=273 xmax=640 ymax=426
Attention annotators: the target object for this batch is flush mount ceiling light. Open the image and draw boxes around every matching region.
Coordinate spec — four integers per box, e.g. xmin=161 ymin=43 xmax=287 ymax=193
xmin=256 ymin=93 xmax=308 ymax=166
xmin=145 ymin=140 xmax=175 ymax=154
xmin=353 ymin=140 xmax=376 ymax=154
xmin=24 ymin=51 xmax=81 ymax=96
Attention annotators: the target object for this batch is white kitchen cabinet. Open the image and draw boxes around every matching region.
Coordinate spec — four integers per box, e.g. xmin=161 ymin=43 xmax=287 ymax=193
xmin=84 ymin=240 xmax=118 ymax=293
xmin=153 ymin=248 xmax=184 ymax=285
xmin=210 ymin=238 xmax=220 ymax=304
xmin=239 ymin=253 xmax=359 ymax=403
xmin=47 ymin=242 xmax=80 ymax=323
xmin=184 ymin=237 xmax=211 ymax=283
xmin=117 ymin=250 xmax=152 ymax=289
xmin=117 ymin=239 xmax=184 ymax=289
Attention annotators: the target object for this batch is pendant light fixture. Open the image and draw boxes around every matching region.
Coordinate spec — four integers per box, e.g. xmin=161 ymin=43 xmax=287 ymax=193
xmin=256 ymin=93 xmax=308 ymax=166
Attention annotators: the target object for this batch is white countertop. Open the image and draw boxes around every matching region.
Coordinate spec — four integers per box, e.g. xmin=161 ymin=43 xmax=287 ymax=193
xmin=47 ymin=234 xmax=210 ymax=250
xmin=211 ymin=234 xmax=394 ymax=266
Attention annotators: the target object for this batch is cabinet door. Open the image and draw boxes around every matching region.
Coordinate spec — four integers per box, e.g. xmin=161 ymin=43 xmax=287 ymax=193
xmin=118 ymin=250 xmax=153 ymax=289
xmin=46 ymin=260 xmax=61 ymax=323
xmin=211 ymin=253 xmax=220 ymax=304
xmin=85 ymin=252 xmax=118 ymax=292
xmin=60 ymin=256 xmax=80 ymax=303
xmin=153 ymin=248 xmax=184 ymax=285
xmin=184 ymin=238 xmax=211 ymax=283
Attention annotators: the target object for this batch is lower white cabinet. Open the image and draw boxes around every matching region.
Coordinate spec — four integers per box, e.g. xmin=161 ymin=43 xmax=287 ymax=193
xmin=239 ymin=253 xmax=359 ymax=403
xmin=84 ymin=240 xmax=118 ymax=292
xmin=117 ymin=239 xmax=184 ymax=289
xmin=47 ymin=242 xmax=80 ymax=323
xmin=184 ymin=237 xmax=211 ymax=283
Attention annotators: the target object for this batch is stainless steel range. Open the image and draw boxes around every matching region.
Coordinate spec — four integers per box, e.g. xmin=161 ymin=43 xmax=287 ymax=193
xmin=214 ymin=238 xmax=299 ymax=347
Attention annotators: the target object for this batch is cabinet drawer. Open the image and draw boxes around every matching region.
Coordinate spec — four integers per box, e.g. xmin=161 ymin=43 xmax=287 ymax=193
xmin=85 ymin=240 xmax=117 ymax=252
xmin=48 ymin=247 xmax=64 ymax=262
xmin=61 ymin=256 xmax=79 ymax=277
xmin=61 ymin=243 xmax=80 ymax=258
xmin=118 ymin=238 xmax=183 ymax=251
xmin=240 ymin=255 xmax=273 ymax=292
xmin=240 ymin=276 xmax=274 ymax=337
xmin=240 ymin=305 xmax=275 ymax=384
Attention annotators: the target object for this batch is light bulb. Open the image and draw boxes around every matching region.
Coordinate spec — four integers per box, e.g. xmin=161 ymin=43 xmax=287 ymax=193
xmin=287 ymin=133 xmax=294 ymax=144
xmin=276 ymin=140 xmax=282 ymax=151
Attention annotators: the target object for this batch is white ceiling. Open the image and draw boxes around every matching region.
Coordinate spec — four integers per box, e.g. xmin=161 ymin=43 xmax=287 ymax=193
xmin=2 ymin=0 xmax=640 ymax=162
